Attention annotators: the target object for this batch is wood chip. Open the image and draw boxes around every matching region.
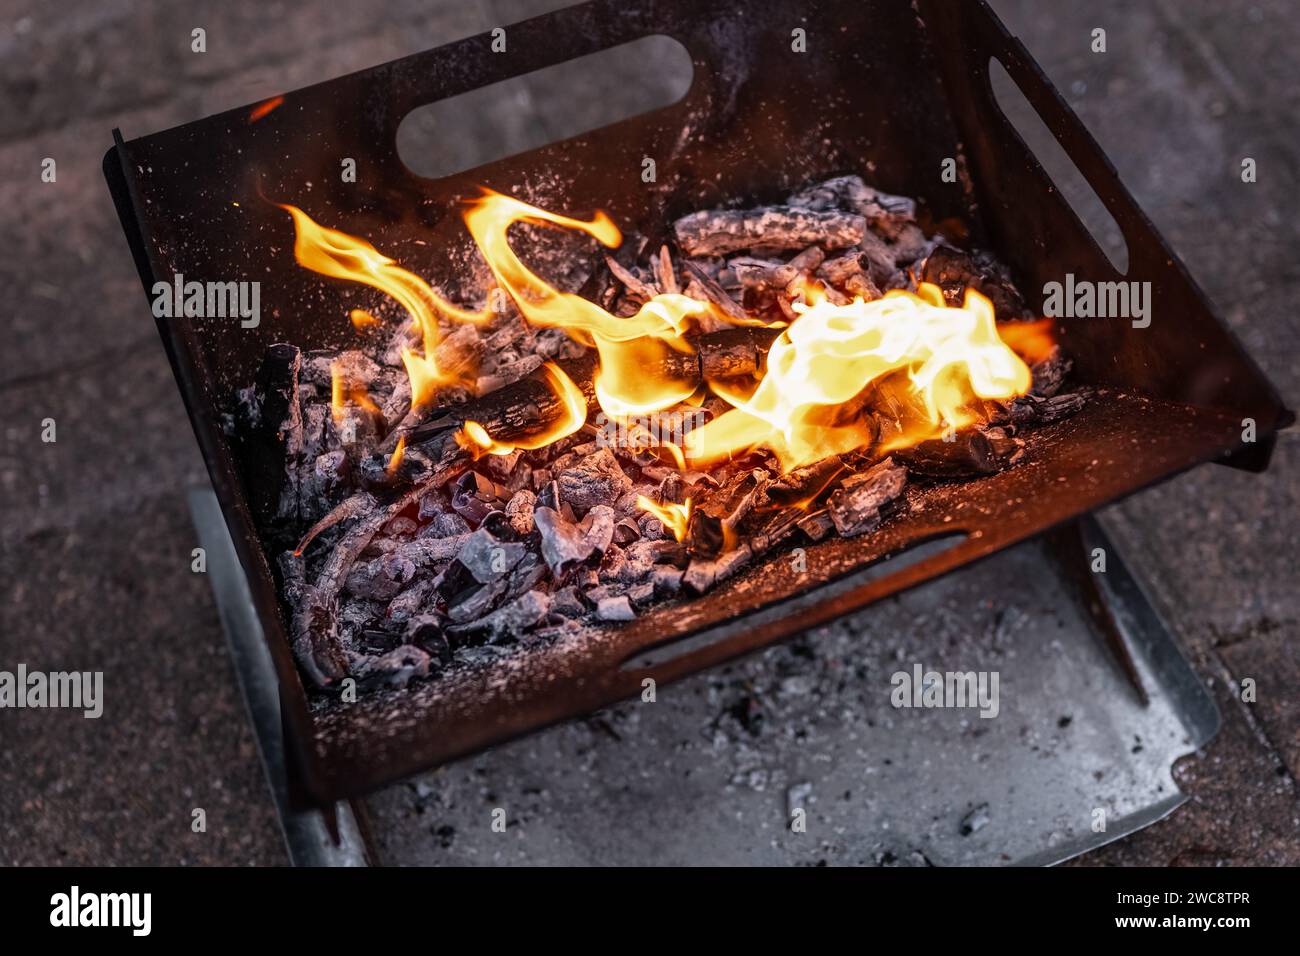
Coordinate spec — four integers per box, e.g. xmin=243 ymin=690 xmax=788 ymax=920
xmin=682 ymin=544 xmax=753 ymax=594
xmin=656 ymin=245 xmax=679 ymax=295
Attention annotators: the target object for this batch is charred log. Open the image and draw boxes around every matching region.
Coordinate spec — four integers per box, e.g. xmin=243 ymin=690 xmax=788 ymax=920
xmin=682 ymin=260 xmax=750 ymax=323
xmin=1003 ymin=390 xmax=1088 ymax=427
xmin=795 ymin=509 xmax=836 ymax=542
xmin=921 ymin=244 xmax=1028 ymax=320
xmin=894 ymin=429 xmax=1021 ymax=480
xmin=405 ymin=328 xmax=780 ymax=454
xmin=826 ymin=457 xmax=908 ymax=537
xmin=788 ymin=175 xmax=917 ymax=240
xmin=767 ymin=455 xmax=846 ymax=506
xmin=1028 ymin=348 xmax=1072 ymax=399
xmin=686 ymin=469 xmax=769 ymax=559
xmin=674 ymin=206 xmax=866 ymax=257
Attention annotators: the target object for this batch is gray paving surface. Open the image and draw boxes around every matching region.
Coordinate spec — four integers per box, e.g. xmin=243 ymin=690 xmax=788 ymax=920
xmin=1 ymin=0 xmax=1295 ymax=865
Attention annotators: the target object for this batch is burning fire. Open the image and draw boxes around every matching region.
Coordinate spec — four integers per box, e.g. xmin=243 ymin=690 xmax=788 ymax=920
xmin=636 ymin=496 xmax=693 ymax=542
xmin=463 ymin=192 xmax=717 ymax=418
xmin=386 ymin=435 xmax=407 ymax=475
xmin=282 ymin=190 xmax=1050 ymax=527
xmin=456 ymin=362 xmax=588 ymax=458
xmin=280 ymin=203 xmax=492 ymax=407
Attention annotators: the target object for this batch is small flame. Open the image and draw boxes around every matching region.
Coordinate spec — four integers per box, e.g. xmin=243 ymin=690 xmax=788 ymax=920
xmin=457 ymin=362 xmax=588 ymax=457
xmin=349 ymin=308 xmax=380 ymax=329
xmin=386 ymin=435 xmax=407 ymax=475
xmin=636 ymin=496 xmax=692 ymax=541
xmin=249 ymin=96 xmax=284 ymax=123
xmin=330 ymin=361 xmax=380 ymax=423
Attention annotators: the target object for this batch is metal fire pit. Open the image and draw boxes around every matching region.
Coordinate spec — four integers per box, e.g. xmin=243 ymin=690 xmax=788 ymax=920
xmin=104 ymin=0 xmax=1289 ymax=805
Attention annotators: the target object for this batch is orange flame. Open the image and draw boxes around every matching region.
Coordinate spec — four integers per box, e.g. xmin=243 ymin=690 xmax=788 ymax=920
xmin=284 ymin=190 xmax=1050 ymax=481
xmin=636 ymin=496 xmax=692 ymax=541
xmin=249 ymin=96 xmax=284 ymax=123
xmin=463 ymin=191 xmax=715 ymax=418
xmin=330 ymin=361 xmax=380 ymax=423
xmin=994 ymin=317 xmax=1057 ymax=365
xmin=280 ymin=204 xmax=492 ymax=407
xmin=386 ymin=435 xmax=407 ymax=475
xmin=456 ymin=362 xmax=588 ymax=457
xmin=349 ymin=308 xmax=380 ymax=330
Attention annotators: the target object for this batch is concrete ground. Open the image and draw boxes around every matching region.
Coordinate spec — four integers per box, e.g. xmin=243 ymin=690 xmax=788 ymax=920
xmin=0 ymin=0 xmax=1295 ymax=865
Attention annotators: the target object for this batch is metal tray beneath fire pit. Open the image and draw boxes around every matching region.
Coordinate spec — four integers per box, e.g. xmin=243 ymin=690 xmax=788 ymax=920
xmin=106 ymin=0 xmax=1289 ymax=804
xmin=193 ymin=487 xmax=1220 ymax=865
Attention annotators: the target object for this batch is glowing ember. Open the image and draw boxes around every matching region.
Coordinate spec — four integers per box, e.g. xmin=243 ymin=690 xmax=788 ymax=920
xmin=248 ymin=96 xmax=284 ymax=123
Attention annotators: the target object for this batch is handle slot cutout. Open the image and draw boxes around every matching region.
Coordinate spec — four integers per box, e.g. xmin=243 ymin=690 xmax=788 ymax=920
xmin=396 ymin=35 xmax=693 ymax=180
xmin=988 ymin=58 xmax=1130 ymax=274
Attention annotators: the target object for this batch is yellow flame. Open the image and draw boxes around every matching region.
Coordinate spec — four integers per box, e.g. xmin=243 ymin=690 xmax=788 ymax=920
xmin=636 ymin=495 xmax=692 ymax=541
xmin=280 ymin=203 xmax=491 ymax=407
xmin=386 ymin=435 xmax=407 ymax=475
xmin=330 ymin=361 xmax=381 ymax=424
xmin=685 ymin=284 xmax=1035 ymax=471
xmin=456 ymin=362 xmax=588 ymax=457
xmin=463 ymin=191 xmax=712 ymax=418
xmin=349 ymin=308 xmax=380 ymax=329
xmin=660 ymin=441 xmax=686 ymax=470
xmin=285 ymin=191 xmax=1050 ymax=480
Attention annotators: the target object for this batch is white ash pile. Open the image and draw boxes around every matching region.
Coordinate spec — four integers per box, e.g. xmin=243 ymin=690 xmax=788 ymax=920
xmin=228 ymin=175 xmax=1086 ymax=697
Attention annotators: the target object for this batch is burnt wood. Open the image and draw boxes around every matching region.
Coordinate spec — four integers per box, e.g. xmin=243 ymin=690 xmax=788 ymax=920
xmin=674 ymin=206 xmax=866 ymax=257
xmin=405 ymin=327 xmax=780 ymax=453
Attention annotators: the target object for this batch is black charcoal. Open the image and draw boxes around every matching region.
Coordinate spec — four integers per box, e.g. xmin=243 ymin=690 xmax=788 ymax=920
xmin=827 ymin=457 xmax=908 ymax=536
xmin=504 ymin=489 xmax=537 ymax=536
xmin=456 ymin=526 xmax=527 ymax=583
